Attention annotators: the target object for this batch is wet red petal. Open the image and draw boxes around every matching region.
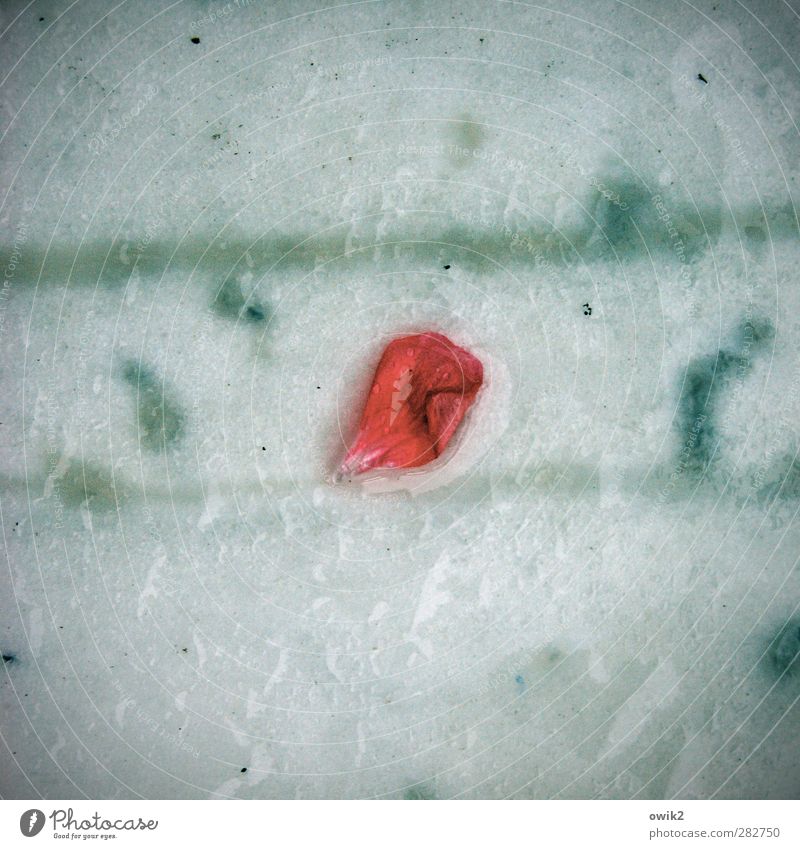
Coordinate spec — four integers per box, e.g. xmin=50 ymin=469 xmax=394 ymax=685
xmin=340 ymin=332 xmax=483 ymax=475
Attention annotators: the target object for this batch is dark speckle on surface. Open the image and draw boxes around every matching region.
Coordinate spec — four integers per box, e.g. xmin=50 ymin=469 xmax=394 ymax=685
xmin=403 ymin=783 xmax=435 ymax=800
xmin=240 ymin=767 xmax=247 ymax=773
xmin=697 ymin=73 xmax=708 ymax=83
xmin=735 ymin=317 xmax=774 ymax=349
xmin=773 ymin=621 xmax=800 ymax=675
xmin=191 ymin=36 xmax=200 ymax=44
xmin=744 ymin=224 xmax=766 ymax=244
xmin=3 ymin=653 xmax=16 ymax=664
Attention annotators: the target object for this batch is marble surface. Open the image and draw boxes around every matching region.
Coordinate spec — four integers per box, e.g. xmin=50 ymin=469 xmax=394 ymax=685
xmin=1 ymin=0 xmax=799 ymax=798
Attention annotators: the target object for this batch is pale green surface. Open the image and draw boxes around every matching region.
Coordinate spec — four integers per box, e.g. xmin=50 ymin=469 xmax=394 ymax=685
xmin=1 ymin=0 xmax=799 ymax=798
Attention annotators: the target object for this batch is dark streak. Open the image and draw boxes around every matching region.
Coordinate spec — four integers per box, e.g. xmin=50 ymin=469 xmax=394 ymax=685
xmin=676 ymin=350 xmax=735 ymax=471
xmin=676 ymin=318 xmax=773 ymax=473
xmin=595 ymin=177 xmax=719 ymax=263
xmin=121 ymin=360 xmax=186 ymax=452
xmin=403 ymin=783 xmax=435 ymax=800
xmin=772 ymin=622 xmax=800 ymax=676
xmin=212 ymin=277 xmax=268 ymax=324
xmin=55 ymin=458 xmax=129 ymax=509
xmin=5 ymin=200 xmax=798 ymax=290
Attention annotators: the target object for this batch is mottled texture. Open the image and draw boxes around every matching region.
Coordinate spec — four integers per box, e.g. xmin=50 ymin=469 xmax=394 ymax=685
xmin=1 ymin=0 xmax=799 ymax=803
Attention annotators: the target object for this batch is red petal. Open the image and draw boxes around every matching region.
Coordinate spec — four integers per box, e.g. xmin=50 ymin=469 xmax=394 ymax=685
xmin=340 ymin=332 xmax=483 ymax=475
